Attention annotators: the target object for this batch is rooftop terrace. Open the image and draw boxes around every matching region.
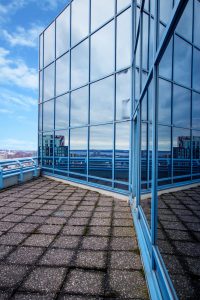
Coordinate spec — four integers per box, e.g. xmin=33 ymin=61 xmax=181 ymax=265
xmin=0 ymin=177 xmax=148 ymax=300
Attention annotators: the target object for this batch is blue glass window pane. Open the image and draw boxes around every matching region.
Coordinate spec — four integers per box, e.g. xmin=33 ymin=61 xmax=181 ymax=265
xmin=176 ymin=0 xmax=193 ymax=42
xmin=117 ymin=8 xmax=131 ymax=70
xmin=192 ymin=92 xmax=200 ymax=129
xmin=70 ymin=127 xmax=87 ymax=174
xmin=56 ymin=53 xmax=69 ymax=96
xmin=89 ymin=125 xmax=113 ymax=179
xmin=44 ymin=23 xmax=55 ymax=67
xmin=91 ymin=0 xmax=115 ymax=31
xmin=55 ymin=94 xmax=69 ymax=130
xmin=43 ymin=100 xmax=54 ymax=131
xmin=117 ymin=0 xmax=131 ymax=12
xmin=71 ymin=0 xmax=89 ymax=46
xmin=174 ymin=36 xmax=192 ymax=88
xmin=91 ymin=21 xmax=115 ymax=81
xmin=192 ymin=130 xmax=200 ymax=176
xmin=158 ymin=125 xmax=171 ymax=179
xmin=71 ymin=86 xmax=88 ymax=126
xmin=42 ymin=133 xmax=54 ymax=168
xmin=54 ymin=130 xmax=68 ymax=172
xmin=173 ymin=85 xmax=191 ymax=128
xmin=158 ymin=79 xmax=171 ymax=125
xmin=44 ymin=63 xmax=54 ymax=101
xmin=116 ymin=69 xmax=131 ymax=120
xmin=159 ymin=38 xmax=173 ymax=80
xmin=56 ymin=7 xmax=70 ymax=57
xmin=193 ymin=48 xmax=200 ymax=92
xmin=194 ymin=0 xmax=200 ymax=48
xmin=159 ymin=0 xmax=173 ymax=24
xmin=115 ymin=122 xmax=130 ymax=182
xmin=39 ymin=71 xmax=43 ymax=103
xmin=39 ymin=34 xmax=43 ymax=70
xmin=142 ymin=12 xmax=149 ymax=70
xmin=173 ymin=128 xmax=191 ymax=178
xmin=71 ymin=39 xmax=89 ymax=89
xmin=90 ymin=76 xmax=114 ymax=124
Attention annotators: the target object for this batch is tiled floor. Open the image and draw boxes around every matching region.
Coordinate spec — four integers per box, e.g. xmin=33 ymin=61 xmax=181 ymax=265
xmin=0 ymin=177 xmax=149 ymax=300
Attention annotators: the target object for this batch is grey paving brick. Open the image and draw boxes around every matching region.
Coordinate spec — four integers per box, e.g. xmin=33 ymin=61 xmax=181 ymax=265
xmin=75 ymin=250 xmax=106 ymax=269
xmin=23 ymin=234 xmax=55 ymax=247
xmin=68 ymin=218 xmax=89 ymax=226
xmin=63 ymin=269 xmax=105 ymax=295
xmin=111 ymin=237 xmax=135 ymax=251
xmin=88 ymin=226 xmax=110 ymax=237
xmin=61 ymin=225 xmax=85 ymax=236
xmin=0 ymin=233 xmax=27 ymax=246
xmin=53 ymin=236 xmax=80 ymax=249
xmin=9 ymin=223 xmax=37 ymax=234
xmin=110 ymin=251 xmax=141 ymax=270
xmin=0 ymin=265 xmax=29 ymax=288
xmin=36 ymin=224 xmax=62 ymax=235
xmin=21 ymin=267 xmax=65 ymax=293
xmin=0 ymin=245 xmax=13 ymax=260
xmin=45 ymin=217 xmax=67 ymax=225
xmin=39 ymin=248 xmax=74 ymax=266
xmin=90 ymin=218 xmax=111 ymax=226
xmin=81 ymin=237 xmax=108 ymax=250
xmin=6 ymin=246 xmax=44 ymax=264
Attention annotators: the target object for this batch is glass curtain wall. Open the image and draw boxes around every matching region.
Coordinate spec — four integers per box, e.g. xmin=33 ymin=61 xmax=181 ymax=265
xmin=39 ymin=0 xmax=132 ymax=192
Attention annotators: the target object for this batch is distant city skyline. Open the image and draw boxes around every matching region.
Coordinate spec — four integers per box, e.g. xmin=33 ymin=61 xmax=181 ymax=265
xmin=0 ymin=0 xmax=70 ymax=150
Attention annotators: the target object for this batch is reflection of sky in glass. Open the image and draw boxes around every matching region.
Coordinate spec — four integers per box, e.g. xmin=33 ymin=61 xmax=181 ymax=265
xmin=117 ymin=0 xmax=131 ymax=12
xmin=158 ymin=79 xmax=171 ymax=125
xmin=56 ymin=53 xmax=69 ymax=96
xmin=56 ymin=7 xmax=70 ymax=58
xmin=192 ymin=92 xmax=200 ymax=130
xmin=173 ymin=84 xmax=190 ymax=128
xmin=159 ymin=0 xmax=173 ymax=24
xmin=176 ymin=0 xmax=193 ymax=41
xmin=91 ymin=0 xmax=114 ymax=32
xmin=71 ymin=86 xmax=88 ymax=126
xmin=55 ymin=95 xmax=69 ymax=130
xmin=116 ymin=69 xmax=131 ymax=120
xmin=44 ymin=23 xmax=55 ymax=67
xmin=71 ymin=0 xmax=89 ymax=46
xmin=44 ymin=63 xmax=54 ymax=101
xmin=43 ymin=100 xmax=54 ymax=131
xmin=90 ymin=125 xmax=113 ymax=151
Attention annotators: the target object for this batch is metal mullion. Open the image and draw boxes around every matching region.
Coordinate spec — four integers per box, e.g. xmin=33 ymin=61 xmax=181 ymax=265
xmin=151 ymin=0 xmax=159 ymax=269
xmin=191 ymin=0 xmax=195 ymax=179
xmin=87 ymin=0 xmax=91 ymax=182
xmin=113 ymin=0 xmax=117 ymax=189
xmin=68 ymin=2 xmax=72 ymax=176
xmin=53 ymin=21 xmax=57 ymax=174
xmin=139 ymin=2 xmax=143 ymax=93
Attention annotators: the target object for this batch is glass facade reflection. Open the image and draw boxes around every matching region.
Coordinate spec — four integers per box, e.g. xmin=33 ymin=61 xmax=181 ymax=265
xmin=39 ymin=1 xmax=200 ymax=299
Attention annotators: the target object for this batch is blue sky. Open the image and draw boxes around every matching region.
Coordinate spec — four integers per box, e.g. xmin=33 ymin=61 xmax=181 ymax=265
xmin=0 ymin=0 xmax=70 ymax=150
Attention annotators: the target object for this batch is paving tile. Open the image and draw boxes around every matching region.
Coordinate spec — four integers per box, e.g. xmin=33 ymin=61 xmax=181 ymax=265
xmin=107 ymin=270 xmax=148 ymax=299
xmin=63 ymin=269 xmax=105 ymax=295
xmin=36 ymin=224 xmax=62 ymax=235
xmin=53 ymin=236 xmax=80 ymax=249
xmin=23 ymin=216 xmax=46 ymax=224
xmin=75 ymin=250 xmax=106 ymax=269
xmin=45 ymin=217 xmax=67 ymax=225
xmin=53 ymin=210 xmax=72 ymax=218
xmin=2 ymin=214 xmax=26 ymax=223
xmin=0 ymin=233 xmax=27 ymax=246
xmin=110 ymin=251 xmax=141 ymax=270
xmin=68 ymin=218 xmax=89 ymax=226
xmin=15 ymin=209 xmax=35 ymax=215
xmin=113 ymin=219 xmax=133 ymax=227
xmin=13 ymin=293 xmax=55 ymax=300
xmin=90 ymin=218 xmax=111 ymax=226
xmin=21 ymin=267 xmax=65 ymax=293
xmin=73 ymin=211 xmax=92 ymax=218
xmin=61 ymin=225 xmax=85 ymax=236
xmin=0 ymin=265 xmax=29 ymax=288
xmin=0 ymin=222 xmax=15 ymax=232
xmin=39 ymin=248 xmax=74 ymax=266
xmin=112 ymin=227 xmax=135 ymax=237
xmin=9 ymin=223 xmax=37 ymax=234
xmin=6 ymin=246 xmax=44 ymax=265
xmin=33 ymin=210 xmax=52 ymax=217
xmin=110 ymin=238 xmax=135 ymax=251
xmin=87 ymin=226 xmax=110 ymax=237
xmin=23 ymin=234 xmax=55 ymax=247
xmin=58 ymin=296 xmax=99 ymax=300
xmin=81 ymin=237 xmax=108 ymax=250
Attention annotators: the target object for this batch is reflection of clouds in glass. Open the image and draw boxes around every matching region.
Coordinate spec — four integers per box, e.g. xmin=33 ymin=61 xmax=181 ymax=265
xmin=117 ymin=8 xmax=131 ymax=70
xmin=55 ymin=94 xmax=69 ymax=129
xmin=174 ymin=35 xmax=192 ymax=87
xmin=158 ymin=79 xmax=171 ymax=125
xmin=44 ymin=63 xmax=54 ymax=101
xmin=117 ymin=0 xmax=131 ymax=12
xmin=56 ymin=53 xmax=69 ymax=96
xmin=159 ymin=38 xmax=172 ymax=80
xmin=158 ymin=125 xmax=171 ymax=152
xmin=91 ymin=0 xmax=114 ymax=32
xmin=39 ymin=104 xmax=42 ymax=131
xmin=116 ymin=69 xmax=131 ymax=120
xmin=90 ymin=76 xmax=114 ymax=124
xmin=44 ymin=23 xmax=55 ymax=67
xmin=192 ymin=92 xmax=200 ymax=129
xmin=176 ymin=0 xmax=193 ymax=41
xmin=39 ymin=71 xmax=42 ymax=102
xmin=116 ymin=122 xmax=130 ymax=151
xmin=71 ymin=0 xmax=89 ymax=46
xmin=56 ymin=7 xmax=70 ymax=57
xmin=194 ymin=0 xmax=200 ymax=48
xmin=90 ymin=125 xmax=113 ymax=150
xmin=159 ymin=0 xmax=173 ymax=24
xmin=173 ymin=84 xmax=190 ymax=128
xmin=193 ymin=48 xmax=200 ymax=92
xmin=70 ymin=127 xmax=87 ymax=151
xmin=91 ymin=21 xmax=114 ymax=81
xmin=71 ymin=39 xmax=89 ymax=89
xmin=43 ymin=100 xmax=54 ymax=131
xmin=39 ymin=34 xmax=43 ymax=69
xmin=142 ymin=12 xmax=149 ymax=70
xmin=71 ymin=86 xmax=88 ymax=126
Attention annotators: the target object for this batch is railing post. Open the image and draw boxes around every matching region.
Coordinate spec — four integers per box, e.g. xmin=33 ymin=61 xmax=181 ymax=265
xmin=18 ymin=160 xmax=24 ymax=183
xmin=0 ymin=166 xmax=3 ymax=189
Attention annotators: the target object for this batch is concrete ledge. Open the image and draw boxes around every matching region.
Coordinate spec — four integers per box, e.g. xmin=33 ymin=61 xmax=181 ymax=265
xmin=43 ymin=175 xmax=129 ymax=202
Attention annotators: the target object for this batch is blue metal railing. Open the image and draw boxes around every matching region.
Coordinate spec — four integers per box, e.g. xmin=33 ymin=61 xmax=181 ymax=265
xmin=0 ymin=157 xmax=40 ymax=189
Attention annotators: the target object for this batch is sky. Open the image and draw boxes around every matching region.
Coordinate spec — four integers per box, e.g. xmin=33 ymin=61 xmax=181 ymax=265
xmin=0 ymin=0 xmax=70 ymax=151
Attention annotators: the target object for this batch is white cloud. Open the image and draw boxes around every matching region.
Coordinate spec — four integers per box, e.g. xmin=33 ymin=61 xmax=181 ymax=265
xmin=0 ymin=108 xmax=13 ymax=114
xmin=0 ymin=89 xmax=37 ymax=110
xmin=2 ymin=24 xmax=43 ymax=48
xmin=0 ymin=47 xmax=38 ymax=90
